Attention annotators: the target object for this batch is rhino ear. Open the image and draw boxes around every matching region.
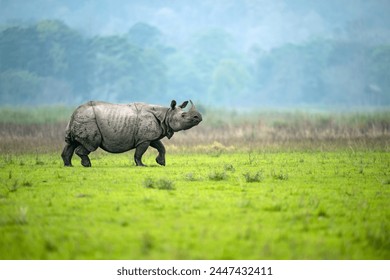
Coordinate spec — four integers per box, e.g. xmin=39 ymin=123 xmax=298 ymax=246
xmin=178 ymin=101 xmax=189 ymax=109
xmin=170 ymin=100 xmax=177 ymax=109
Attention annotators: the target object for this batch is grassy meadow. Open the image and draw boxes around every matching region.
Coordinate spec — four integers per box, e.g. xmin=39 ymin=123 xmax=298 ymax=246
xmin=0 ymin=106 xmax=389 ymax=259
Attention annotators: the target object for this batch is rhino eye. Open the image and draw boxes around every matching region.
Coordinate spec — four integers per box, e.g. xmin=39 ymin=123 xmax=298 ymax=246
xmin=181 ymin=112 xmax=187 ymax=118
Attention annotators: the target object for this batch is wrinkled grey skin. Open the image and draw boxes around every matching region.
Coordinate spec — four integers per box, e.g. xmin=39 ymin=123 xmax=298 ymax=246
xmin=61 ymin=100 xmax=202 ymax=167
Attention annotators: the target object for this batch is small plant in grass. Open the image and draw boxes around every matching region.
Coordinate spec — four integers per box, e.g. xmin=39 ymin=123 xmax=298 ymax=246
xmin=35 ymin=155 xmax=45 ymax=165
xmin=381 ymin=178 xmax=390 ymax=185
xmin=224 ymin=164 xmax=235 ymax=172
xmin=184 ymin=173 xmax=198 ymax=181
xmin=243 ymin=171 xmax=264 ymax=183
xmin=22 ymin=180 xmax=33 ymax=187
xmin=7 ymin=180 xmax=19 ymax=192
xmin=143 ymin=177 xmax=155 ymax=189
xmin=208 ymin=171 xmax=227 ymax=181
xmin=272 ymin=170 xmax=289 ymax=180
xmin=317 ymin=208 xmax=328 ymax=218
xmin=16 ymin=207 xmax=28 ymax=225
xmin=157 ymin=179 xmax=175 ymax=190
xmin=143 ymin=178 xmax=175 ymax=190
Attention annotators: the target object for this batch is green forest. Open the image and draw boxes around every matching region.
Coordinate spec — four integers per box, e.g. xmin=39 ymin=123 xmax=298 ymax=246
xmin=1 ymin=1 xmax=390 ymax=108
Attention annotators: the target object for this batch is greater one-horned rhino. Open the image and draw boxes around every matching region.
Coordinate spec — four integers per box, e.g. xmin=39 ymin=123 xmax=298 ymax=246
xmin=61 ymin=100 xmax=202 ymax=167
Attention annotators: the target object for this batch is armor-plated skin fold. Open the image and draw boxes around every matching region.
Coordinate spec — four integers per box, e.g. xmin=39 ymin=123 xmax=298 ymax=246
xmin=61 ymin=100 xmax=202 ymax=167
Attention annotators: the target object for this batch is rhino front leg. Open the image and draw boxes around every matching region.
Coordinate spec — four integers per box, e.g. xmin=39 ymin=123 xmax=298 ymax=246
xmin=134 ymin=142 xmax=150 ymax=167
xmin=75 ymin=145 xmax=92 ymax=167
xmin=150 ymin=140 xmax=166 ymax=166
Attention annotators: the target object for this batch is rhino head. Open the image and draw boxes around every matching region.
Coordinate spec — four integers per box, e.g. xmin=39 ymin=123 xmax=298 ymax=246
xmin=167 ymin=100 xmax=202 ymax=133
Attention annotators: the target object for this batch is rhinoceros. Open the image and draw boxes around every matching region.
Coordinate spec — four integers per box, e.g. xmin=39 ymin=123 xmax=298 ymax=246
xmin=61 ymin=100 xmax=202 ymax=167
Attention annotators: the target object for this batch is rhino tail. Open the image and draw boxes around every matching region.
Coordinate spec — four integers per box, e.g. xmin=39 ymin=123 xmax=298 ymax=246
xmin=64 ymin=121 xmax=73 ymax=144
xmin=64 ymin=106 xmax=80 ymax=144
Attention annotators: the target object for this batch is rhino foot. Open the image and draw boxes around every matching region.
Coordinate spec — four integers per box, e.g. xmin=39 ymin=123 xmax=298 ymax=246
xmin=156 ymin=155 xmax=165 ymax=166
xmin=81 ymin=157 xmax=91 ymax=167
xmin=134 ymin=156 xmax=146 ymax=167
xmin=150 ymin=140 xmax=166 ymax=166
xmin=75 ymin=145 xmax=92 ymax=167
xmin=135 ymin=161 xmax=147 ymax=167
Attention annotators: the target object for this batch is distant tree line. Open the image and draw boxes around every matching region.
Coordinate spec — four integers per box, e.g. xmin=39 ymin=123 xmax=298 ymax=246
xmin=0 ymin=20 xmax=168 ymax=105
xmin=0 ymin=20 xmax=389 ymax=107
xmin=253 ymin=40 xmax=390 ymax=106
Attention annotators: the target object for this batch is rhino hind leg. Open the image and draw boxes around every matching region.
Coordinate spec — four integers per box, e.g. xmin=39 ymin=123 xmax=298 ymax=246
xmin=150 ymin=140 xmax=166 ymax=166
xmin=61 ymin=142 xmax=79 ymax=167
xmin=75 ymin=145 xmax=92 ymax=167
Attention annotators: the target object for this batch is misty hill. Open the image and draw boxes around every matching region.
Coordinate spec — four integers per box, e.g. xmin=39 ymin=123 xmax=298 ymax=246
xmin=0 ymin=0 xmax=389 ymax=107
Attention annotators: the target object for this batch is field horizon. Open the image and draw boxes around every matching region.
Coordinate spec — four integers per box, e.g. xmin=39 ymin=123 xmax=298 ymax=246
xmin=1 ymin=106 xmax=390 ymax=153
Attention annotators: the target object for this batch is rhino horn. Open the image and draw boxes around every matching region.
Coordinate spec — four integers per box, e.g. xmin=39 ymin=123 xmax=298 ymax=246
xmin=189 ymin=100 xmax=196 ymax=111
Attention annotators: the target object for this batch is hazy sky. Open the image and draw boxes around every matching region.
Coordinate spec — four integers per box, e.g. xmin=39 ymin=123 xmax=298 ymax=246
xmin=2 ymin=0 xmax=389 ymax=50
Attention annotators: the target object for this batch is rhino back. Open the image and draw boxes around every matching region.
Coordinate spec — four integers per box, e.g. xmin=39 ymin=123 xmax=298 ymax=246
xmin=94 ymin=103 xmax=162 ymax=153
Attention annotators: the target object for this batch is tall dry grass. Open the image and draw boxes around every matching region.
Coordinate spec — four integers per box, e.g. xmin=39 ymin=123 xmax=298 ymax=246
xmin=1 ymin=108 xmax=389 ymax=153
xmin=0 ymin=122 xmax=67 ymax=153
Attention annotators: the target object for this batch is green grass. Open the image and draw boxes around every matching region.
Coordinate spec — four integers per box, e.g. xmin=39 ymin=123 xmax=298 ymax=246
xmin=0 ymin=150 xmax=389 ymax=260
xmin=0 ymin=106 xmax=73 ymax=124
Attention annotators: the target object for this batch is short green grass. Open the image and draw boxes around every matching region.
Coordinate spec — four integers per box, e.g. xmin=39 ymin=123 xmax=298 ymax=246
xmin=0 ymin=150 xmax=389 ymax=259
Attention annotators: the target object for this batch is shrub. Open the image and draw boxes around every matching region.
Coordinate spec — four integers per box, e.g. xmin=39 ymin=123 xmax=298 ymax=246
xmin=224 ymin=164 xmax=235 ymax=172
xmin=143 ymin=177 xmax=175 ymax=190
xmin=208 ymin=171 xmax=227 ymax=181
xmin=272 ymin=171 xmax=289 ymax=180
xmin=22 ymin=180 xmax=33 ymax=187
xmin=157 ymin=179 xmax=175 ymax=190
xmin=143 ymin=177 xmax=155 ymax=189
xmin=184 ymin=173 xmax=197 ymax=181
xmin=243 ymin=171 xmax=264 ymax=183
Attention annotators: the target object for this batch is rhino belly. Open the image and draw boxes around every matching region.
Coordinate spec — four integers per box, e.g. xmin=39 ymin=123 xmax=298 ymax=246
xmin=93 ymin=102 xmax=163 ymax=153
xmin=94 ymin=105 xmax=138 ymax=153
xmin=98 ymin=126 xmax=138 ymax=153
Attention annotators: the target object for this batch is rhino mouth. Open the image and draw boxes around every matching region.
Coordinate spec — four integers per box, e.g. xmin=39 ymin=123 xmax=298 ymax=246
xmin=183 ymin=116 xmax=202 ymax=130
xmin=193 ymin=114 xmax=202 ymax=123
xmin=190 ymin=114 xmax=202 ymax=126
